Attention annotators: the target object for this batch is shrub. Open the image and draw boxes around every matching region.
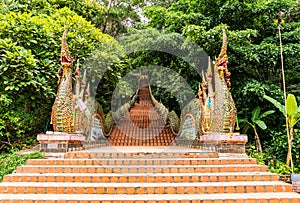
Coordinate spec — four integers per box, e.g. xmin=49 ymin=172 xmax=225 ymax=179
xmin=0 ymin=151 xmax=44 ymax=182
xmin=0 ymin=8 xmax=121 ymax=151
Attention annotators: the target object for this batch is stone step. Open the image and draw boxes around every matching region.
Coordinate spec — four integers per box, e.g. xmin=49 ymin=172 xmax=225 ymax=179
xmin=3 ymin=172 xmax=279 ymax=183
xmin=109 ymin=136 xmax=174 ymax=140
xmin=16 ymin=164 xmax=268 ymax=174
xmin=0 ymin=193 xmax=299 ymax=202
xmin=108 ymin=142 xmax=176 ymax=147
xmin=64 ymin=152 xmax=218 ymax=159
xmin=0 ymin=181 xmax=292 ymax=194
xmin=27 ymin=158 xmax=256 ymax=166
xmin=109 ymin=84 xmax=175 ymax=146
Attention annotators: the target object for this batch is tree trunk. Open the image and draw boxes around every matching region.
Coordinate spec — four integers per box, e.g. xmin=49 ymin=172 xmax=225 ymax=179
xmin=253 ymin=127 xmax=263 ymax=153
xmin=101 ymin=0 xmax=114 ymax=34
xmin=107 ymin=0 xmax=114 ymax=8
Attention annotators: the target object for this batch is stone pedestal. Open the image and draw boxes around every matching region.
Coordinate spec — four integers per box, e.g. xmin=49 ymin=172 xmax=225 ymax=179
xmin=194 ymin=132 xmax=248 ymax=153
xmin=37 ymin=131 xmax=86 ymax=153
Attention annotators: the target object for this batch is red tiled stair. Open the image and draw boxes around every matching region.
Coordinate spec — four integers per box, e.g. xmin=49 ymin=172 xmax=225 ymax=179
xmin=109 ymin=85 xmax=175 ymax=146
xmin=0 ymin=150 xmax=299 ymax=202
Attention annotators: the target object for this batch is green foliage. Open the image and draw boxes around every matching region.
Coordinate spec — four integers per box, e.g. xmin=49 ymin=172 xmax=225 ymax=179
xmin=2 ymin=0 xmax=184 ymax=37
xmin=220 ymin=0 xmax=299 ymax=38
xmin=0 ymin=6 xmax=120 ymax=151
xmin=239 ymin=106 xmax=274 ymax=152
xmin=267 ymin=159 xmax=295 ymax=175
xmin=0 ymin=0 xmax=137 ymax=36
xmin=264 ymin=94 xmax=286 ymax=115
xmin=0 ymin=151 xmax=44 ymax=182
xmin=264 ymin=93 xmax=300 ymax=129
xmin=145 ymin=7 xmax=210 ymax=33
xmin=246 ymin=146 xmax=266 ymax=165
xmin=112 ymin=29 xmax=203 ymax=114
xmin=266 ymin=129 xmax=300 ymax=170
xmin=247 ymin=145 xmax=298 ymax=175
xmin=142 ymin=0 xmax=300 ymax=148
xmin=264 ymin=93 xmax=300 ymax=168
xmin=234 ymin=79 xmax=283 ymax=132
xmin=145 ymin=0 xmax=224 ymax=29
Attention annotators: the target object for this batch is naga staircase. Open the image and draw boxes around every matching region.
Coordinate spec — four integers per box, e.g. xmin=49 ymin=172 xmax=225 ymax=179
xmin=0 ymin=149 xmax=300 ymax=202
xmin=109 ymin=80 xmax=175 ymax=146
xmin=3 ymin=31 xmax=298 ymax=203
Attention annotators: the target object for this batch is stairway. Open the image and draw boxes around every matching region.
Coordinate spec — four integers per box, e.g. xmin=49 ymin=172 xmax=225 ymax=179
xmin=0 ymin=149 xmax=299 ymax=202
xmin=109 ymin=85 xmax=175 ymax=146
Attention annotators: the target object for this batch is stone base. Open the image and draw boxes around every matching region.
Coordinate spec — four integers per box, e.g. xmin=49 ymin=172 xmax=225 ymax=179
xmin=193 ymin=132 xmax=248 ymax=154
xmin=37 ymin=131 xmax=86 ymax=153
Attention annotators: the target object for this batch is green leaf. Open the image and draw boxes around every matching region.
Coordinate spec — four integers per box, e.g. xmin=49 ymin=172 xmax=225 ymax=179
xmin=263 ymin=95 xmax=285 ymax=116
xmin=251 ymin=106 xmax=261 ymax=122
xmin=242 ymin=124 xmax=250 ymax=133
xmin=259 ymin=110 xmax=275 ymax=119
xmin=239 ymin=118 xmax=248 ymax=123
xmin=4 ymin=86 xmax=10 ymax=91
xmin=255 ymin=120 xmax=267 ymax=130
xmin=287 ymin=94 xmax=299 ymax=127
xmin=287 ymin=94 xmax=298 ymax=117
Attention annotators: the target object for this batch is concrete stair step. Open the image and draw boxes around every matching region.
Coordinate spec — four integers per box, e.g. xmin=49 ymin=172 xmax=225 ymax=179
xmin=0 ymin=181 xmax=292 ymax=194
xmin=0 ymin=193 xmax=299 ymax=202
xmin=108 ymin=85 xmax=175 ymax=146
xmin=16 ymin=164 xmax=268 ymax=174
xmin=3 ymin=172 xmax=279 ymax=183
xmin=108 ymin=142 xmax=175 ymax=147
xmin=64 ymin=152 xmax=218 ymax=159
xmin=27 ymin=158 xmax=257 ymax=166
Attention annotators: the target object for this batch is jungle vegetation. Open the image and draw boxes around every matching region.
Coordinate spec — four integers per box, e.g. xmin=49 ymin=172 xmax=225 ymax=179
xmin=0 ymin=0 xmax=299 ymax=173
